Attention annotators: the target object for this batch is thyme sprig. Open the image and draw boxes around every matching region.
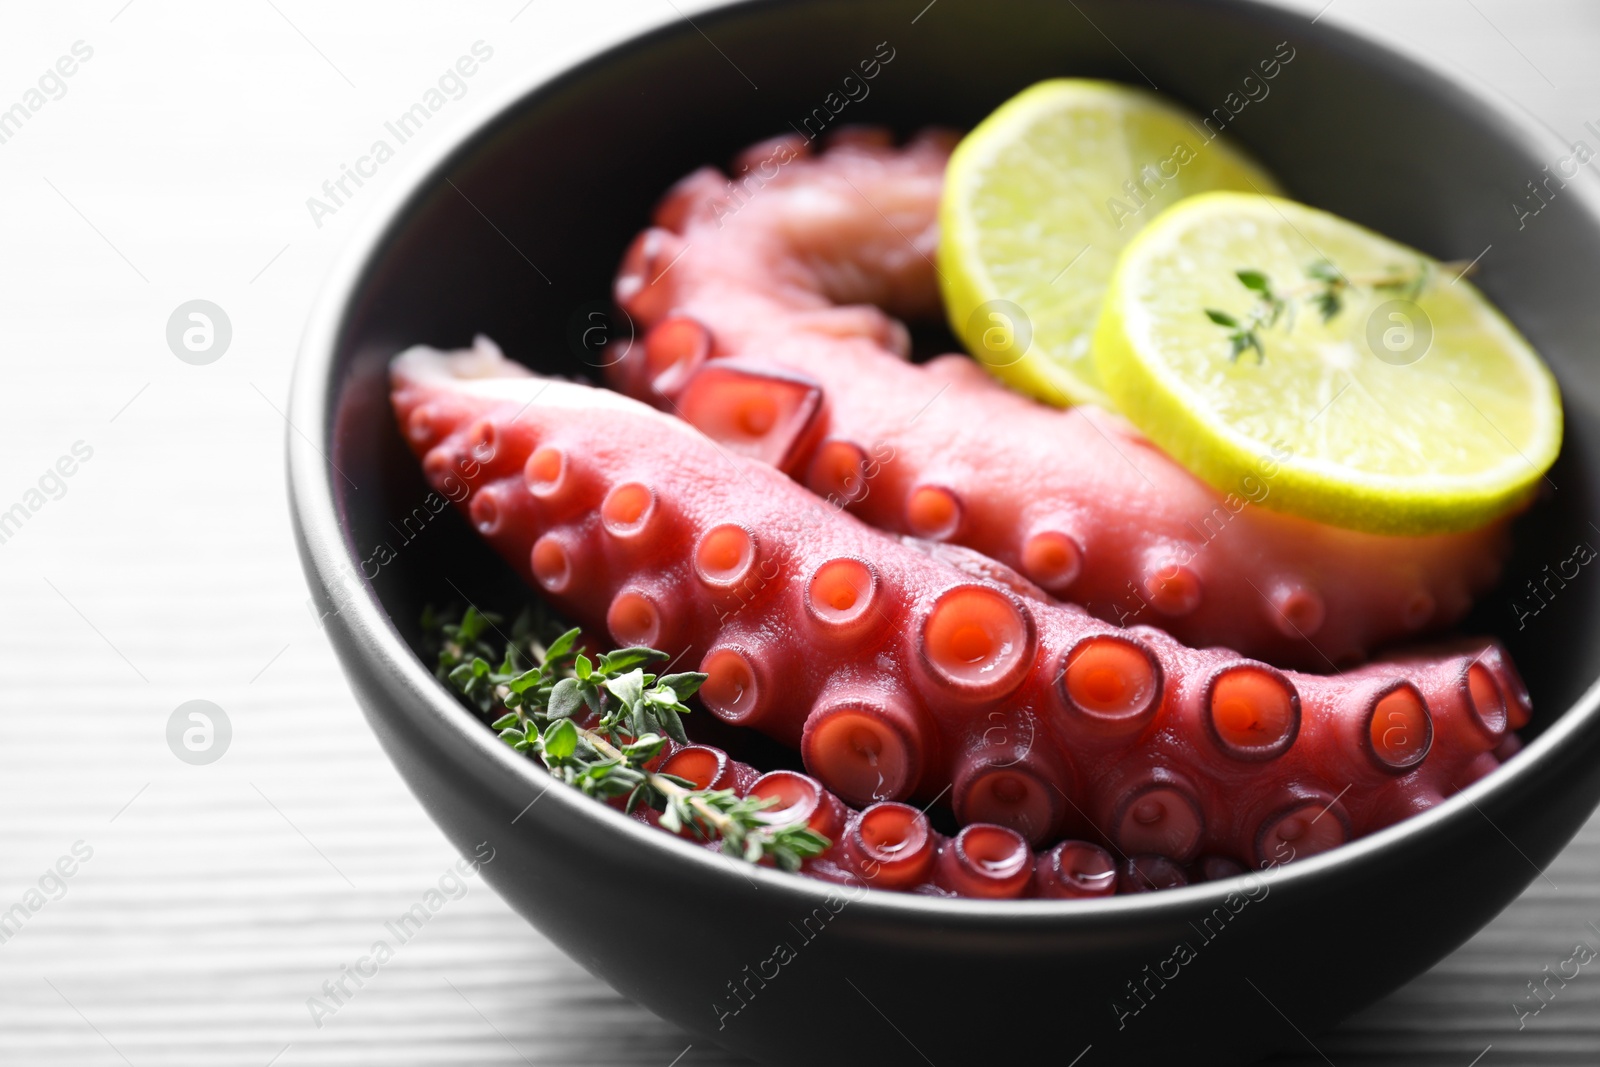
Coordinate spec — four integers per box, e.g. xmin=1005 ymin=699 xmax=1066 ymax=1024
xmin=424 ymin=605 xmax=830 ymax=871
xmin=1204 ymin=257 xmax=1463 ymax=363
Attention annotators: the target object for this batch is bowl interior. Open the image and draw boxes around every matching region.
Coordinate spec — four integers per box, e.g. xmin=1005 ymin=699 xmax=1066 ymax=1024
xmin=324 ymin=0 xmax=1600 ymax=751
xmin=329 ymin=0 xmax=1600 ymax=747
xmin=296 ymin=3 xmax=1600 ymax=1062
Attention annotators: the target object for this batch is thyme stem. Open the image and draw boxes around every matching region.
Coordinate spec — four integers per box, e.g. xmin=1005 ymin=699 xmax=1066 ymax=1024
xmin=502 ymin=685 xmax=743 ymax=840
xmin=426 ymin=604 xmax=830 ymax=871
xmin=1204 ymin=257 xmax=1476 ymax=363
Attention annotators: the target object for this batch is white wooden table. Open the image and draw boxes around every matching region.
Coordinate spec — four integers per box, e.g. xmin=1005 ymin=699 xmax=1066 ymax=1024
xmin=1 ymin=1 xmax=1596 ymax=1063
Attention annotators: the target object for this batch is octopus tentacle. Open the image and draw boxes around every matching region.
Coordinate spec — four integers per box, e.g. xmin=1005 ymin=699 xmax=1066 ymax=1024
xmin=1037 ymin=840 xmax=1119 ymax=899
xmin=1121 ymin=855 xmax=1190 ymax=893
xmin=391 ymin=344 xmax=1514 ymax=870
xmin=687 ymin=739 xmax=1045 ymax=898
xmin=632 ymin=729 xmax=1085 ymax=899
xmin=606 ymin=128 xmax=1515 ymax=670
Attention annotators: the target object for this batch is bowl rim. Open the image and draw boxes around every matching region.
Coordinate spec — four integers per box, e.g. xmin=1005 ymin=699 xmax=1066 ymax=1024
xmin=288 ymin=0 xmax=1600 ymax=926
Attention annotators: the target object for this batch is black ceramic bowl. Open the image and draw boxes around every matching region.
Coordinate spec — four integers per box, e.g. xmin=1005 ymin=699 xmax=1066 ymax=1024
xmin=288 ymin=2 xmax=1600 ymax=1063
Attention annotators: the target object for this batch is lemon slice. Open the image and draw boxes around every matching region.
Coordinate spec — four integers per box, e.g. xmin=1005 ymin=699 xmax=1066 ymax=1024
xmin=939 ymin=79 xmax=1282 ymax=407
xmin=1094 ymin=191 xmax=1563 ymax=535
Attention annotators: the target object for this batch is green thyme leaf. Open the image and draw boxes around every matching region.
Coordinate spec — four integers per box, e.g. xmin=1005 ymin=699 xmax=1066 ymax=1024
xmin=621 ymin=734 xmax=668 ymax=764
xmin=544 ymin=718 xmax=579 ymax=761
xmin=602 ymin=669 xmax=646 ymax=712
xmin=543 ymin=627 xmax=580 ymax=664
xmin=600 ymin=647 xmax=670 ymax=674
xmin=654 ymin=704 xmax=689 ymax=746
xmin=548 ymin=676 xmax=585 ymax=720
xmin=624 ymin=784 xmax=647 ymax=815
xmin=1305 ymin=258 xmax=1342 ymax=283
xmin=1206 ymin=257 xmax=1444 ymax=362
xmin=427 ymin=603 xmax=831 ymax=869
xmin=658 ymin=672 xmax=708 ymax=701
xmin=1236 ymin=269 xmax=1271 ymax=293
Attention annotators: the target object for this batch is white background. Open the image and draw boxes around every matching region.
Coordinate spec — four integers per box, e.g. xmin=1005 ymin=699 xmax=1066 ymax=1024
xmin=0 ymin=1 xmax=1596 ymax=1064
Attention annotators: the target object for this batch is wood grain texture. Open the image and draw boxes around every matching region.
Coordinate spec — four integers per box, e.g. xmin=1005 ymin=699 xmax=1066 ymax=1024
xmin=0 ymin=1 xmax=1595 ymax=1063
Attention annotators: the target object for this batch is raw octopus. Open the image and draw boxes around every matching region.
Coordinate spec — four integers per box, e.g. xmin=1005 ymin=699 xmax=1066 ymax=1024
xmin=392 ymin=341 xmax=1525 ymax=871
xmin=606 ymin=127 xmax=1514 ymax=670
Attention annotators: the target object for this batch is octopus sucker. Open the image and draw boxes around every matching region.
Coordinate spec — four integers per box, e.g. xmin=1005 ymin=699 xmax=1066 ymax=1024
xmin=804 ymin=556 xmax=882 ymax=638
xmin=659 ymin=744 xmax=734 ymax=792
xmin=469 ymin=480 xmax=536 ymax=538
xmin=530 ymin=531 xmax=580 ymax=595
xmin=847 ymin=801 xmax=937 ymax=890
xmin=915 ymin=583 xmax=1036 ymax=703
xmin=905 ymin=484 xmax=964 ymax=541
xmin=605 ymin=128 xmax=1517 ymax=670
xmin=638 ymin=314 xmax=713 ymax=400
xmin=1038 ymin=841 xmax=1118 ymax=899
xmin=698 ymin=644 xmax=766 ymax=725
xmin=951 ymin=736 xmax=1072 ymax=846
xmin=1121 ymin=855 xmax=1189 ymax=893
xmin=600 ymin=481 xmax=658 ymax=539
xmin=807 ymin=438 xmax=873 ymax=505
xmin=1362 ymin=682 xmax=1435 ymax=773
xmin=1380 ymin=640 xmax=1524 ymax=748
xmin=676 ymin=361 xmax=826 ymax=474
xmin=801 ymin=685 xmax=932 ymax=807
xmin=1197 ymin=664 xmax=1301 ymax=762
xmin=1269 ymin=580 xmax=1327 ymax=639
xmin=749 ymin=770 xmax=846 ymax=843
xmin=1020 ymin=526 xmax=1085 ymax=594
xmin=1465 ymin=661 xmax=1510 ymax=740
xmin=391 ymin=343 xmax=1524 ymax=880
xmin=523 ymin=444 xmax=570 ymax=499
xmin=1142 ymin=558 xmax=1203 ymax=617
xmin=1193 ymin=855 xmax=1247 ymax=884
xmin=1252 ymin=785 xmax=1352 ymax=866
xmin=606 ymin=586 xmax=666 ymax=648
xmin=693 ymin=523 xmax=760 ymax=588
xmin=1107 ymin=765 xmax=1207 ymax=863
xmin=936 ymin=824 xmax=1035 ymax=899
xmin=406 ymin=404 xmax=444 ymax=447
xmin=1054 ymin=634 xmax=1165 ymax=740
